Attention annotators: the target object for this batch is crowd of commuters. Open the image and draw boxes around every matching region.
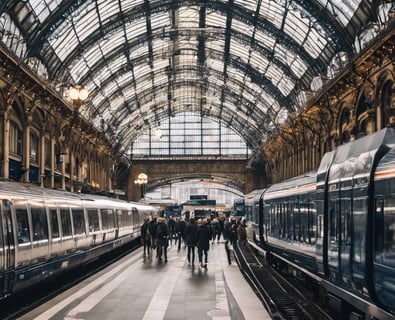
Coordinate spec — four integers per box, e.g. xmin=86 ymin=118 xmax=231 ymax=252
xmin=140 ymin=214 xmax=247 ymax=269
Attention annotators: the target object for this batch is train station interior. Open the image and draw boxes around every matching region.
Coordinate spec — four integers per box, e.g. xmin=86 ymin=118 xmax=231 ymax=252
xmin=0 ymin=0 xmax=393 ymax=203
xmin=1 ymin=2 xmax=395 ymax=320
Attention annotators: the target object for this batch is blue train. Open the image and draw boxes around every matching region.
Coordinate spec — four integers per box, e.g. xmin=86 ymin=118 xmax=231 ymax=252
xmin=0 ymin=182 xmax=158 ymax=300
xmin=245 ymin=126 xmax=395 ymax=319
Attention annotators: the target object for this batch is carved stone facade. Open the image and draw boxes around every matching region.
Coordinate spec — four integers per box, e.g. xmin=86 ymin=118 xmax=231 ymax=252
xmin=0 ymin=47 xmax=115 ymax=193
xmin=263 ymin=29 xmax=395 ymax=184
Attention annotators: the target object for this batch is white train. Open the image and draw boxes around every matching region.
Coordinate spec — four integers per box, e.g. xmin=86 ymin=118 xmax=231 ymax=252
xmin=0 ymin=181 xmax=158 ymax=299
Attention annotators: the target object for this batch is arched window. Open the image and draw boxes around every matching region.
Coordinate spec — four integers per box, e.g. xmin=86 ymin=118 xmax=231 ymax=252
xmin=132 ymin=112 xmax=250 ymax=158
xmin=30 ymin=131 xmax=38 ymax=163
xmin=9 ymin=120 xmax=22 ymax=157
xmin=380 ymin=80 xmax=393 ymax=129
xmin=355 ymin=91 xmax=371 ymax=137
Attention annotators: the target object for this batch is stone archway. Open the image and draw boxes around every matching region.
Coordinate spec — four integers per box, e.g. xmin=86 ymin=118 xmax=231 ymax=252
xmin=128 ymin=158 xmax=266 ymax=201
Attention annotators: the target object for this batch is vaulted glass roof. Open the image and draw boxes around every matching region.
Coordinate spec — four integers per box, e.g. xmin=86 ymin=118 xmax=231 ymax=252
xmin=0 ymin=0 xmax=376 ymax=156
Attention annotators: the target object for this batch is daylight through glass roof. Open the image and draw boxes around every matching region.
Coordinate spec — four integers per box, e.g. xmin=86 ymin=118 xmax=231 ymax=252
xmin=0 ymin=0 xmax=376 ymax=156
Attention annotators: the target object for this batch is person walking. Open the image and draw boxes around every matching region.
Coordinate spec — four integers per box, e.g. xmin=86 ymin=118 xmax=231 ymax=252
xmin=167 ymin=217 xmax=176 ymax=246
xmin=237 ymin=218 xmax=247 ymax=247
xmin=176 ymin=217 xmax=187 ymax=250
xmin=141 ymin=218 xmax=151 ymax=257
xmin=149 ymin=217 xmax=158 ymax=258
xmin=196 ymin=219 xmax=211 ymax=269
xmin=185 ymin=217 xmax=198 ymax=265
xmin=156 ymin=218 xmax=169 ymax=262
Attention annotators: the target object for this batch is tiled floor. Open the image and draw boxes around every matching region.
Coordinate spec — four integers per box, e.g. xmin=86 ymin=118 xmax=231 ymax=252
xmin=19 ymin=241 xmax=270 ymax=320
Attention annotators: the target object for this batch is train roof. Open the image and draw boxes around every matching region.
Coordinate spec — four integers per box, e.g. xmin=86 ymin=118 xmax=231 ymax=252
xmin=265 ymin=171 xmax=317 ymax=195
xmin=0 ymin=180 xmax=82 ymax=200
xmin=320 ymin=126 xmax=395 ymax=183
xmin=245 ymin=189 xmax=265 ymax=202
xmin=331 ymin=126 xmax=395 ymax=165
xmin=0 ymin=181 xmax=157 ymax=211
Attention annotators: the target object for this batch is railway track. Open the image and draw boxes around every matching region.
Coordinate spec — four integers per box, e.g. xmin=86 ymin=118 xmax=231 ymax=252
xmin=234 ymin=241 xmax=334 ymax=320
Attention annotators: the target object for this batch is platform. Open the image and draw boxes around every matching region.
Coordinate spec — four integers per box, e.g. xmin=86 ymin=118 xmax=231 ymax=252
xmin=18 ymin=241 xmax=270 ymax=320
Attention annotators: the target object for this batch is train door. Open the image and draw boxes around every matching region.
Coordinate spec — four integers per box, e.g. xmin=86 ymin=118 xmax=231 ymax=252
xmin=339 ymin=196 xmax=352 ymax=283
xmin=259 ymin=196 xmax=265 ymax=243
xmin=0 ymin=200 xmax=15 ymax=296
xmin=328 ymin=196 xmax=340 ymax=279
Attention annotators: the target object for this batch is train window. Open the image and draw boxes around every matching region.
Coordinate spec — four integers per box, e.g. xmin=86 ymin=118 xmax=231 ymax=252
xmin=318 ymin=215 xmax=324 ymax=239
xmin=301 ymin=202 xmax=308 ymax=243
xmin=49 ymin=209 xmax=60 ymax=238
xmin=329 ymin=200 xmax=338 ymax=244
xmin=72 ymin=209 xmax=85 ymax=235
xmin=382 ymin=196 xmax=395 ymax=267
xmin=352 ymin=197 xmax=368 ymax=264
xmin=88 ymin=209 xmax=100 ymax=232
xmin=374 ymin=198 xmax=384 ymax=259
xmin=308 ymin=201 xmax=316 ymax=245
xmin=60 ymin=208 xmax=72 ymax=237
xmin=132 ymin=208 xmax=139 ymax=226
xmin=15 ymin=207 xmax=30 ymax=243
xmin=119 ymin=210 xmax=130 ymax=227
xmin=101 ymin=209 xmax=115 ymax=230
xmin=293 ymin=202 xmax=300 ymax=241
xmin=287 ymin=203 xmax=292 ymax=239
xmin=31 ymin=206 xmax=49 ymax=241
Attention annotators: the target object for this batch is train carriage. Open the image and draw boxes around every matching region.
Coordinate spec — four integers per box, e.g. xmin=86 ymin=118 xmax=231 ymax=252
xmin=244 ymin=189 xmax=265 ymax=242
xmin=248 ymin=126 xmax=395 ymax=319
xmin=263 ymin=172 xmax=318 ymax=273
xmin=373 ymin=147 xmax=395 ymax=314
xmin=0 ymin=181 xmax=158 ymax=299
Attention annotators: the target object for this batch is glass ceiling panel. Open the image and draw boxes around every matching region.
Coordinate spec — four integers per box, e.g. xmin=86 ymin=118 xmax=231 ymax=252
xmin=49 ymin=21 xmax=79 ymax=61
xmin=153 ymin=73 xmax=168 ymax=88
xmin=277 ymin=73 xmax=295 ymax=96
xmin=31 ymin=0 xmax=62 ymax=23
xmin=101 ymin=33 xmax=124 ymax=55
xmin=254 ymin=29 xmax=276 ymax=50
xmin=97 ymin=0 xmax=120 ymax=18
xmin=250 ymin=51 xmax=269 ymax=74
xmin=93 ymin=66 xmax=113 ymax=88
xmin=273 ymin=44 xmax=307 ymax=78
xmin=230 ymin=41 xmax=250 ymax=64
xmin=232 ymin=19 xmax=254 ymax=39
xmin=110 ymin=96 xmax=125 ymax=113
xmin=151 ymin=11 xmax=170 ymax=30
xmin=121 ymin=0 xmax=145 ymax=11
xmin=284 ymin=12 xmax=309 ymax=44
xmin=178 ymin=6 xmax=199 ymax=27
xmin=317 ymin=0 xmax=360 ymax=27
xmin=125 ymin=18 xmax=147 ymax=40
xmin=206 ymin=10 xmax=227 ymax=28
xmin=259 ymin=0 xmax=285 ymax=29
xmin=131 ymin=44 xmax=150 ymax=62
xmin=206 ymin=39 xmax=226 ymax=54
xmin=74 ymin=8 xmax=99 ymax=44
xmin=123 ymin=84 xmax=136 ymax=100
xmin=238 ymin=0 xmax=259 ymax=12
xmin=304 ymin=28 xmax=328 ymax=59
xmin=152 ymin=38 xmax=168 ymax=56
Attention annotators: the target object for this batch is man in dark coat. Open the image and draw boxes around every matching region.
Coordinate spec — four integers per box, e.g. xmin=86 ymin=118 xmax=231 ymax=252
xmin=141 ymin=218 xmax=150 ymax=257
xmin=196 ymin=219 xmax=211 ymax=269
xmin=176 ymin=218 xmax=187 ymax=250
xmin=185 ymin=217 xmax=198 ymax=265
xmin=156 ymin=218 xmax=169 ymax=262
xmin=149 ymin=217 xmax=158 ymax=257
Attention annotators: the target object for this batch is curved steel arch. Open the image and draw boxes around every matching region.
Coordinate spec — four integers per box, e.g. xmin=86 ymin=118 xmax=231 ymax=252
xmin=1 ymin=0 xmax=376 ymax=160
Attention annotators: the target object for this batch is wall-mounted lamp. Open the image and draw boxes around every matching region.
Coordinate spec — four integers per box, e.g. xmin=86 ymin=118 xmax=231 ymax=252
xmin=134 ymin=173 xmax=148 ymax=200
